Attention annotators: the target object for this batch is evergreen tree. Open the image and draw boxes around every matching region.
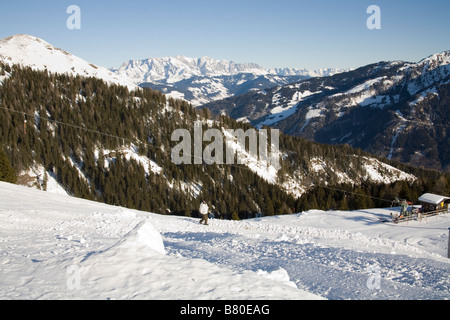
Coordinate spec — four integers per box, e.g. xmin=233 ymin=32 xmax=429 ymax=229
xmin=338 ymin=196 xmax=349 ymax=211
xmin=0 ymin=147 xmax=17 ymax=183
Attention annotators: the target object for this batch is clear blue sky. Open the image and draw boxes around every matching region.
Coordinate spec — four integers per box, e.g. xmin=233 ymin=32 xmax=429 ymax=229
xmin=1 ymin=0 xmax=449 ymax=70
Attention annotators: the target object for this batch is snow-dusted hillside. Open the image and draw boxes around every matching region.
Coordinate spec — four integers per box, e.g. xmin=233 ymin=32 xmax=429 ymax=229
xmin=203 ymin=51 xmax=450 ymax=170
xmin=1 ymin=181 xmax=449 ymax=300
xmin=204 ymin=51 xmax=450 ymax=128
xmin=0 ymin=34 xmax=138 ymax=91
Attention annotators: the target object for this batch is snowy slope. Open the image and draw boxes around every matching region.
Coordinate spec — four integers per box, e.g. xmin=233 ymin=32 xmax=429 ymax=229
xmin=0 ymin=35 xmax=138 ymax=91
xmin=1 ymin=181 xmax=449 ymax=300
xmin=0 ymin=182 xmax=320 ymax=300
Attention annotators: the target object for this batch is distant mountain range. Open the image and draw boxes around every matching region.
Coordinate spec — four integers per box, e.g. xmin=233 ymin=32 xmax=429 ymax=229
xmin=201 ymin=52 xmax=450 ymax=171
xmin=111 ymin=56 xmax=348 ymax=106
xmin=1 ymin=35 xmax=448 ymax=172
xmin=0 ymin=34 xmax=348 ymax=107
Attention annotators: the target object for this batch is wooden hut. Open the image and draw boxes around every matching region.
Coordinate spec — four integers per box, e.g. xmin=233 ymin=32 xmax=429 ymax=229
xmin=418 ymin=193 xmax=450 ymax=214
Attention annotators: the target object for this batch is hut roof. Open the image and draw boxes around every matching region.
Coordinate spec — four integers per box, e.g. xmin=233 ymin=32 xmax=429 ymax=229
xmin=418 ymin=193 xmax=450 ymax=205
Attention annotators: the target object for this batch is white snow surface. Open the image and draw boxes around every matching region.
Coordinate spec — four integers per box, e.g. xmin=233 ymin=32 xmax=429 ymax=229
xmin=0 ymin=35 xmax=138 ymax=91
xmin=1 ymin=182 xmax=449 ymax=300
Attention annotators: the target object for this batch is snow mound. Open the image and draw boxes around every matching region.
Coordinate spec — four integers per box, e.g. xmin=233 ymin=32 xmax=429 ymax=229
xmin=110 ymin=219 xmax=166 ymax=256
xmin=257 ymin=268 xmax=297 ymax=288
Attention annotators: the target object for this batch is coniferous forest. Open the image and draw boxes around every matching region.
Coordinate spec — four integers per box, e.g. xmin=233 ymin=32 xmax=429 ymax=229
xmin=1 ymin=62 xmax=449 ymax=219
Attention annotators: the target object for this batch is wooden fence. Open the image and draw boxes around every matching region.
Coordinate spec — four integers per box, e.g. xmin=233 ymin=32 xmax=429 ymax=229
xmin=394 ymin=208 xmax=449 ymax=224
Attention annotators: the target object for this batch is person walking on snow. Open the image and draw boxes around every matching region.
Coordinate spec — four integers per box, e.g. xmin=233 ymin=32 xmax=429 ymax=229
xmin=199 ymin=200 xmax=209 ymax=225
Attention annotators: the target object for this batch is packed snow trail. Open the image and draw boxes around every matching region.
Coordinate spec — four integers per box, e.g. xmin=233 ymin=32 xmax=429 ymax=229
xmin=162 ymin=227 xmax=450 ymax=299
xmin=151 ymin=212 xmax=450 ymax=300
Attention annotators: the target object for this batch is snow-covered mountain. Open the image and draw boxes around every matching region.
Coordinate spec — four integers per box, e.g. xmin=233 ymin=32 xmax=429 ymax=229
xmin=1 ymin=181 xmax=449 ymax=300
xmin=112 ymin=56 xmax=268 ymax=84
xmin=203 ymin=51 xmax=450 ymax=171
xmin=112 ymin=56 xmax=348 ymax=106
xmin=268 ymin=66 xmax=348 ymax=78
xmin=0 ymin=34 xmax=138 ymax=91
